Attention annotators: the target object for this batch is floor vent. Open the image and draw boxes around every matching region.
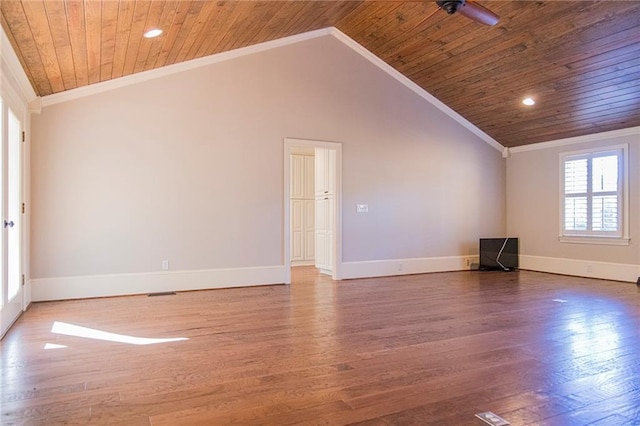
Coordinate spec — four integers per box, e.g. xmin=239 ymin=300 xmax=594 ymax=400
xmin=148 ymin=291 xmax=177 ymax=297
xmin=475 ymin=412 xmax=510 ymax=425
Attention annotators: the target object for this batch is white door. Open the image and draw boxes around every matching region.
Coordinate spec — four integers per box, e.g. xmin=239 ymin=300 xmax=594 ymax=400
xmin=303 ymin=199 xmax=315 ymax=260
xmin=314 ymin=148 xmax=329 ymax=197
xmin=290 ymin=153 xmax=315 ymax=265
xmin=290 ymin=199 xmax=304 ymax=261
xmin=1 ymin=100 xmax=24 ymax=338
xmin=314 ymin=193 xmax=333 ymax=273
xmin=314 ymin=148 xmax=336 ymax=275
xmin=314 ymin=148 xmax=336 ymax=196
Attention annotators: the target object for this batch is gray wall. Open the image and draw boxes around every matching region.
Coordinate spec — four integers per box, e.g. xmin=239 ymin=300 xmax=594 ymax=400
xmin=31 ymin=34 xmax=505 ymax=280
xmin=507 ymin=132 xmax=639 ymax=265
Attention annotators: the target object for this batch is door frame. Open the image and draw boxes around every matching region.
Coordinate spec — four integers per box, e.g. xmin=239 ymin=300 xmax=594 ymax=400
xmin=0 ymin=84 xmax=26 ymax=339
xmin=283 ymin=138 xmax=342 ymax=283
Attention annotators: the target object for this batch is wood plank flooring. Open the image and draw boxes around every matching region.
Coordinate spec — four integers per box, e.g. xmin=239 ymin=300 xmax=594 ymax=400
xmin=1 ymin=268 xmax=639 ymax=425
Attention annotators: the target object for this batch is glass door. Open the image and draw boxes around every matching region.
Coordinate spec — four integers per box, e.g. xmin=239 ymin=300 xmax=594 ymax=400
xmin=0 ymin=98 xmax=23 ymax=338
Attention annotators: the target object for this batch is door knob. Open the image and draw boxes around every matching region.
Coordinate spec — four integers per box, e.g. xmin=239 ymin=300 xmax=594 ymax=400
xmin=4 ymin=220 xmax=14 ymax=228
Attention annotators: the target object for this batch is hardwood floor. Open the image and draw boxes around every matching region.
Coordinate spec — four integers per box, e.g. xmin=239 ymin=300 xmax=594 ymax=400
xmin=1 ymin=268 xmax=639 ymax=425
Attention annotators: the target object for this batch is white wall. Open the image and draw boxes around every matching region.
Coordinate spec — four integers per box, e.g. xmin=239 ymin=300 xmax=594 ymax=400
xmin=30 ymin=33 xmax=505 ymax=300
xmin=506 ymin=129 xmax=640 ymax=282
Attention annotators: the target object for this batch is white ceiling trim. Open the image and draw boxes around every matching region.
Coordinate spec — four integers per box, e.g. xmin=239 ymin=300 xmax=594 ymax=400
xmin=37 ymin=26 xmax=502 ymax=152
xmin=40 ymin=27 xmax=334 ymax=107
xmin=1 ymin=26 xmax=38 ymax=109
xmin=328 ymin=28 xmax=504 ymax=152
xmin=509 ymin=127 xmax=640 ymax=153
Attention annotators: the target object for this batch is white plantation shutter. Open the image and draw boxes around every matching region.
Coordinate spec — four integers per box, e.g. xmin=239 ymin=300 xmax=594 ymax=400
xmin=591 ymin=155 xmax=618 ymax=232
xmin=564 ymin=158 xmax=588 ymax=231
xmin=561 ymin=148 xmax=624 ymax=239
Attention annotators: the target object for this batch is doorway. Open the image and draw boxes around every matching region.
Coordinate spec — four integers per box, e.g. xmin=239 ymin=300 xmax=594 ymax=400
xmin=284 ymin=138 xmax=342 ymax=284
xmin=1 ymin=97 xmax=24 ymax=338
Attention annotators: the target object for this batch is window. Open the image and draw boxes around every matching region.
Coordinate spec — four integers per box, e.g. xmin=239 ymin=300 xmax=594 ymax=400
xmin=560 ymin=145 xmax=628 ymax=245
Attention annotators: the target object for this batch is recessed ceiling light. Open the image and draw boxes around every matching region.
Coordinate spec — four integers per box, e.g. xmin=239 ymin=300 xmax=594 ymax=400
xmin=144 ymin=28 xmax=163 ymax=39
xmin=522 ymin=97 xmax=535 ymax=106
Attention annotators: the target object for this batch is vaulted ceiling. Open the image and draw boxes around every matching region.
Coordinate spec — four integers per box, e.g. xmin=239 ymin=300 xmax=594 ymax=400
xmin=1 ymin=1 xmax=639 ymax=147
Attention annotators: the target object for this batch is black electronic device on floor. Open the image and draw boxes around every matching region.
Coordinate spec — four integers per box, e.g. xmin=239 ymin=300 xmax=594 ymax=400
xmin=479 ymin=238 xmax=519 ymax=271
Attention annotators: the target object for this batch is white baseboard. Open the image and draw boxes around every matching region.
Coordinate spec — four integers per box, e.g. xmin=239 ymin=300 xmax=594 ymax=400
xmin=31 ymin=265 xmax=287 ymax=302
xmin=519 ymin=255 xmax=639 ymax=283
xmin=340 ymin=256 xmax=478 ymax=280
xmin=32 ymin=256 xmax=635 ymax=302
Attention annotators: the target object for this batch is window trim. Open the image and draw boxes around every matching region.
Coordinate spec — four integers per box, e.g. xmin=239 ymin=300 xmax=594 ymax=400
xmin=558 ymin=144 xmax=629 ymax=245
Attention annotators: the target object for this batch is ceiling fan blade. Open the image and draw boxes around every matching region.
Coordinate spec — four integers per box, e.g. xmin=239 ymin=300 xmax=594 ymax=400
xmin=457 ymin=1 xmax=500 ymax=26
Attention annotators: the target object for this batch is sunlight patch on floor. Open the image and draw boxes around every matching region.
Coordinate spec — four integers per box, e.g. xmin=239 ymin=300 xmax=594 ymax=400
xmin=51 ymin=321 xmax=188 ymax=345
xmin=44 ymin=343 xmax=67 ymax=349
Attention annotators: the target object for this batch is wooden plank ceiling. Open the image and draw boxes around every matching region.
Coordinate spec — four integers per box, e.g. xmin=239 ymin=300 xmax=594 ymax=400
xmin=1 ymin=1 xmax=639 ymax=147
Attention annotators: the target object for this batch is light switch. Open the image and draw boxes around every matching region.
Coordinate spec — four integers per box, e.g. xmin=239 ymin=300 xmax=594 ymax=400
xmin=356 ymin=204 xmax=368 ymax=213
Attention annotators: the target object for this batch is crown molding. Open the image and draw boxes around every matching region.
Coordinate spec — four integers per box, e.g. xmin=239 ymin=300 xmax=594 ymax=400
xmin=38 ymin=26 xmax=503 ymax=152
xmin=41 ymin=28 xmax=334 ymax=108
xmin=327 ymin=28 xmax=504 ymax=153
xmin=1 ymin=26 xmax=38 ymax=107
xmin=510 ymin=127 xmax=640 ymax=153
xmin=28 ymin=97 xmax=42 ymax=114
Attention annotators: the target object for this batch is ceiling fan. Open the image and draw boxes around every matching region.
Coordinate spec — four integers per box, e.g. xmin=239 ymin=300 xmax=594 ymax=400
xmin=435 ymin=0 xmax=500 ymax=26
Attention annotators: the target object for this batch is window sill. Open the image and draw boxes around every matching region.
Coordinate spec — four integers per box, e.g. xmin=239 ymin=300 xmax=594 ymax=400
xmin=558 ymin=235 xmax=630 ymax=246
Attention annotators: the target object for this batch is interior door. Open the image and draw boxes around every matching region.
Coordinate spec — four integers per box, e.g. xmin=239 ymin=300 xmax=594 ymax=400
xmin=0 ymin=99 xmax=24 ymax=338
xmin=314 ymin=147 xmax=335 ymax=275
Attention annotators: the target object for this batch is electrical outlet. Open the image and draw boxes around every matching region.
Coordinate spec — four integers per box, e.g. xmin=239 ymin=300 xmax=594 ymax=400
xmin=161 ymin=260 xmax=169 ymax=271
xmin=398 ymin=263 xmax=404 ymax=272
xmin=465 ymin=258 xmax=471 ymax=267
xmin=587 ymin=264 xmax=593 ymax=273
